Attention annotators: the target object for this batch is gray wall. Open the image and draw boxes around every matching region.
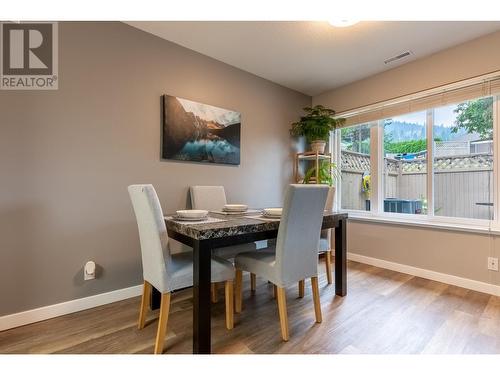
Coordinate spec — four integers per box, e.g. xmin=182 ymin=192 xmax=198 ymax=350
xmin=347 ymin=220 xmax=499 ymax=286
xmin=0 ymin=22 xmax=310 ymax=316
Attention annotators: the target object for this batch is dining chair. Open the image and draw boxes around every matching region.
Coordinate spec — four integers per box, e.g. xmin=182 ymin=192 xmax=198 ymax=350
xmin=234 ymin=184 xmax=329 ymax=341
xmin=189 ymin=185 xmax=264 ymax=261
xmin=190 ymin=185 xmax=228 ymax=212
xmin=190 ymin=185 xmax=260 ymax=301
xmin=128 ymin=184 xmax=235 ymax=354
xmin=296 ymin=186 xmax=335 ymax=297
xmin=269 ymin=186 xmax=334 ymax=298
xmin=191 ymin=186 xmax=264 ymax=249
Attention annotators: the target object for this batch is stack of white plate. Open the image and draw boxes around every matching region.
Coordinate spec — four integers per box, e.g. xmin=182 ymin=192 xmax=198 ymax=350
xmin=262 ymin=208 xmax=282 ymax=218
xmin=222 ymin=204 xmax=248 ymax=213
xmin=175 ymin=209 xmax=208 ymax=221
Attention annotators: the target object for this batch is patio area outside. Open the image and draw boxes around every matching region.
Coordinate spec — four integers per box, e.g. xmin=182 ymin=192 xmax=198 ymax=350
xmin=341 ymin=149 xmax=493 ymax=220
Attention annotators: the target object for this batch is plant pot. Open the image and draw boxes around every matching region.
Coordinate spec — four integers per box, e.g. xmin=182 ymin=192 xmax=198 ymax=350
xmin=310 ymin=140 xmax=326 ymax=154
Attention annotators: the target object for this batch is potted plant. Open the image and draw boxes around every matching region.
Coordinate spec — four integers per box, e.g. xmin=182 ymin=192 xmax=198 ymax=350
xmin=303 ymin=160 xmax=339 ymax=207
xmin=290 ymin=105 xmax=345 ymax=153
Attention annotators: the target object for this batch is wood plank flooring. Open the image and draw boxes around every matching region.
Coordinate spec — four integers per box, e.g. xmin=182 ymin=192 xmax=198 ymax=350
xmin=1 ymin=259 xmax=499 ymax=354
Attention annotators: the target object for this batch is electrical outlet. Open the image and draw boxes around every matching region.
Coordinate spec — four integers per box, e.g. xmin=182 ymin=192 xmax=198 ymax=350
xmin=487 ymin=257 xmax=499 ymax=271
xmin=84 ymin=261 xmax=96 ymax=280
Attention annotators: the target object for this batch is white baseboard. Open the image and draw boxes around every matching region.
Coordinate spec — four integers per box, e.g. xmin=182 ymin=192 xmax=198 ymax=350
xmin=3 ymin=254 xmax=499 ymax=332
xmin=348 ymin=252 xmax=500 ymax=296
xmin=0 ymin=284 xmax=143 ymax=332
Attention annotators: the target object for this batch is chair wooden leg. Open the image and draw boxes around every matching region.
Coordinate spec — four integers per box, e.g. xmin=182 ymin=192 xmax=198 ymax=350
xmin=276 ymin=287 xmax=289 ymax=341
xmin=325 ymin=250 xmax=333 ymax=285
xmin=235 ymin=269 xmax=243 ymax=313
xmin=154 ymin=292 xmax=171 ymax=354
xmin=311 ymin=276 xmax=322 ymax=323
xmin=272 ymin=284 xmax=277 ymax=299
xmin=250 ymin=273 xmax=256 ymax=293
xmin=211 ymin=282 xmax=218 ymax=303
xmin=138 ymin=281 xmax=151 ymax=329
xmin=298 ymin=279 xmax=305 ymax=298
xmin=225 ymin=280 xmax=234 ymax=330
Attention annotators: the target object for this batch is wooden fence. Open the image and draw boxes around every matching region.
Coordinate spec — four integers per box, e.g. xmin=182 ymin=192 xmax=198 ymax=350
xmin=341 ymin=150 xmax=493 ymax=220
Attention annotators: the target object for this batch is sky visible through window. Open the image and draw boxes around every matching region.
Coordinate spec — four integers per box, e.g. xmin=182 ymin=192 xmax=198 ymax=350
xmin=393 ymin=104 xmax=458 ymax=127
xmin=392 ymin=112 xmax=427 ymax=125
xmin=433 ymin=104 xmax=458 ymax=126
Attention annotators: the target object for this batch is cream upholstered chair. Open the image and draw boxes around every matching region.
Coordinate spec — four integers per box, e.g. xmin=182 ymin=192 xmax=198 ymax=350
xmin=190 ymin=185 xmax=261 ymax=298
xmin=234 ymin=184 xmax=329 ymax=341
xmin=190 ymin=185 xmax=228 ymax=213
xmin=304 ymin=186 xmax=335 ymax=294
xmin=272 ymin=187 xmax=335 ymax=297
xmin=190 ymin=186 xmax=260 ymax=261
xmin=128 ymin=184 xmax=235 ymax=354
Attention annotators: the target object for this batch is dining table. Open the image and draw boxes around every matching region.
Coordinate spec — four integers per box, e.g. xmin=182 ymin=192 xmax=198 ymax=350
xmin=151 ymin=210 xmax=348 ymax=354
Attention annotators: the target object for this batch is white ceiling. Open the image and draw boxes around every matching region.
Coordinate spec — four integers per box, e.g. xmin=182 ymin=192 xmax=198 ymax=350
xmin=127 ymin=21 xmax=500 ymax=96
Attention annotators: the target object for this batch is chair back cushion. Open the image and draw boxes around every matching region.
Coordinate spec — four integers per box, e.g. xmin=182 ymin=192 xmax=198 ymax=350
xmin=325 ymin=186 xmax=335 ymax=211
xmin=275 ymin=184 xmax=329 ymax=285
xmin=320 ymin=186 xmax=335 ymax=242
xmin=190 ymin=185 xmax=227 ymax=211
xmin=128 ymin=184 xmax=170 ymax=292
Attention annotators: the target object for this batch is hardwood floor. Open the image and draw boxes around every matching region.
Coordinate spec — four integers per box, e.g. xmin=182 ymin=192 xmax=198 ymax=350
xmin=1 ymin=259 xmax=499 ymax=354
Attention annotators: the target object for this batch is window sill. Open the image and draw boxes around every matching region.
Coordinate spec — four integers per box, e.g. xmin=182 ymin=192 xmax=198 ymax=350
xmin=344 ymin=211 xmax=500 ymax=236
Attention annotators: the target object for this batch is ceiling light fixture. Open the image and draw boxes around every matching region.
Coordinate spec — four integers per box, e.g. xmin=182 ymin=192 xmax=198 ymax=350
xmin=328 ymin=19 xmax=360 ymax=28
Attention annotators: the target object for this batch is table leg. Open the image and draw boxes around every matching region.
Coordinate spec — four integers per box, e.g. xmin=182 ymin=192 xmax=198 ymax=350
xmin=334 ymin=218 xmax=347 ymax=296
xmin=193 ymin=240 xmax=212 ymax=354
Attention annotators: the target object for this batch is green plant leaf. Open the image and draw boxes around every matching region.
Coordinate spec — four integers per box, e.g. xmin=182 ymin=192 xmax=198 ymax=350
xmin=290 ymin=105 xmax=345 ymax=143
xmin=303 ymin=160 xmax=339 ymax=187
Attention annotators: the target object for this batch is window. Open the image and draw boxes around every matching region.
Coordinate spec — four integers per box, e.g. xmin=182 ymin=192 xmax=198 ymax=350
xmin=337 ymin=74 xmax=500 ymax=229
xmin=433 ymin=97 xmax=494 ymax=220
xmin=383 ymin=111 xmax=427 ymax=215
xmin=340 ymin=123 xmax=372 ymax=211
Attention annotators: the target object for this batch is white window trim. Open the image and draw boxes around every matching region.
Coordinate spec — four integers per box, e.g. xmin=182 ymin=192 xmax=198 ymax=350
xmin=344 ymin=210 xmax=495 ymax=235
xmin=336 ymin=93 xmax=498 ymax=235
xmin=426 ymin=109 xmax=434 ymax=217
xmin=494 ymin=95 xmax=500 ymax=223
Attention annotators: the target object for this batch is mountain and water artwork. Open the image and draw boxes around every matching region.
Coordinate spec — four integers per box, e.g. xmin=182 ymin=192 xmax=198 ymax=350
xmin=161 ymin=95 xmax=241 ymax=165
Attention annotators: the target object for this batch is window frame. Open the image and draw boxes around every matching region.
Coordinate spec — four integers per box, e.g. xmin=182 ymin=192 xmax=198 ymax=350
xmin=335 ymin=94 xmax=499 ymax=233
xmin=380 ymin=110 xmax=429 ymax=218
xmin=335 ymin=122 xmax=374 ymax=213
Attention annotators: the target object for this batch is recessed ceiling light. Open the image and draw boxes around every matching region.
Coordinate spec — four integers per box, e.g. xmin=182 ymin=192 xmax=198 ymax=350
xmin=328 ymin=19 xmax=360 ymax=28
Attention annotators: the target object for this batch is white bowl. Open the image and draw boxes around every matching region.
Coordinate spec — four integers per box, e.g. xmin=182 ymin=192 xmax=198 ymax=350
xmin=263 ymin=208 xmax=282 ymax=217
xmin=176 ymin=209 xmax=208 ymax=219
xmin=223 ymin=204 xmax=248 ymax=212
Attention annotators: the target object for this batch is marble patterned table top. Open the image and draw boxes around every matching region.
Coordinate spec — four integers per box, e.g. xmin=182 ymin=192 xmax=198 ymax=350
xmin=165 ymin=211 xmax=348 ymax=240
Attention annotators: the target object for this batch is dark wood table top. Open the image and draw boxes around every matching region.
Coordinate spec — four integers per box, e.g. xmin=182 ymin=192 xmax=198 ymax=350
xmin=164 ymin=211 xmax=348 ymax=240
